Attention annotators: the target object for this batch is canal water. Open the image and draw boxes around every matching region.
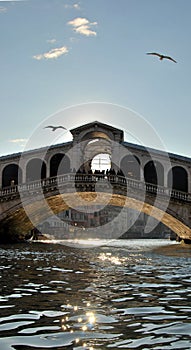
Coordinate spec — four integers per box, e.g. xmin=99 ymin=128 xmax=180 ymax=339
xmin=0 ymin=239 xmax=191 ymax=349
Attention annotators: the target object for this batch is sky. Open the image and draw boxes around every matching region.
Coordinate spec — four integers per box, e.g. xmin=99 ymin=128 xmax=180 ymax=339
xmin=0 ymin=0 xmax=191 ymax=158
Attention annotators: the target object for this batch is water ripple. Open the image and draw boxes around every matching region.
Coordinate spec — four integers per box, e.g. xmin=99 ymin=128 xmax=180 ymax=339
xmin=0 ymin=240 xmax=191 ymax=349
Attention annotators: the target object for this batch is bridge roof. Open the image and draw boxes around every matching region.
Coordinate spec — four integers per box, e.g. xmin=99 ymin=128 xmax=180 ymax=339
xmin=70 ymin=120 xmax=123 ymax=134
xmin=1 ymin=139 xmax=190 ymax=165
xmin=70 ymin=120 xmax=124 ymax=142
xmin=0 ymin=141 xmax=73 ymax=162
xmin=0 ymin=120 xmax=191 ymax=165
xmin=122 ymin=141 xmax=191 ymax=164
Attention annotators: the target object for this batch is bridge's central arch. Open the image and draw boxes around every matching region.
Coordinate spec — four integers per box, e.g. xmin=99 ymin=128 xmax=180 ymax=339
xmin=69 ymin=121 xmax=125 ymax=174
xmin=0 ymin=187 xmax=191 ymax=243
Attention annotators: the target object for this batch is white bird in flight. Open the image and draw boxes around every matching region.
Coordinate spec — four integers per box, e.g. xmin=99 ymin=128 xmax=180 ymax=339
xmin=146 ymin=52 xmax=177 ymax=63
xmin=44 ymin=125 xmax=67 ymax=131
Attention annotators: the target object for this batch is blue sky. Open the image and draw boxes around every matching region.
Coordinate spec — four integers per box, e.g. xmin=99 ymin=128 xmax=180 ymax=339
xmin=0 ymin=0 xmax=191 ymax=157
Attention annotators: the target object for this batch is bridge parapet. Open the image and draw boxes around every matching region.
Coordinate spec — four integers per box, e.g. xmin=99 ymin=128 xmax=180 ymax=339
xmin=0 ymin=173 xmax=190 ymax=203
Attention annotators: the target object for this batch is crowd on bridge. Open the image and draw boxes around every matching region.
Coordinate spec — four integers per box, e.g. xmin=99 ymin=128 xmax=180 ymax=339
xmin=74 ymin=166 xmax=125 ymax=177
xmin=72 ymin=166 xmax=127 ymax=187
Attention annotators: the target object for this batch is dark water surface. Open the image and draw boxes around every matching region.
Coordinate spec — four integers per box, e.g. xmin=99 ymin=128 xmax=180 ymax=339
xmin=0 ymin=239 xmax=191 ymax=349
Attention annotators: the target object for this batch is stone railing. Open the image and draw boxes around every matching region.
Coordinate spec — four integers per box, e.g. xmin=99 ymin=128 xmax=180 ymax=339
xmin=0 ymin=173 xmax=191 ymax=203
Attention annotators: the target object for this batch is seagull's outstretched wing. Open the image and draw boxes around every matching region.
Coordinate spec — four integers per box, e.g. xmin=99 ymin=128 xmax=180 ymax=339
xmin=56 ymin=126 xmax=67 ymax=129
xmin=44 ymin=125 xmax=67 ymax=131
xmin=163 ymin=55 xmax=177 ymax=63
xmin=146 ymin=52 xmax=161 ymax=57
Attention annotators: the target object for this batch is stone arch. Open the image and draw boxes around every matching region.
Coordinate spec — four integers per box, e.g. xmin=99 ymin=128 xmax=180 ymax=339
xmin=26 ymin=158 xmax=46 ymax=182
xmin=2 ymin=191 xmax=191 ymax=243
xmin=50 ymin=153 xmax=70 ymax=177
xmin=168 ymin=166 xmax=188 ymax=192
xmin=80 ymin=138 xmax=112 ymax=174
xmin=120 ymin=155 xmax=140 ymax=180
xmin=2 ymin=164 xmax=22 ymax=187
xmin=144 ymin=160 xmax=164 ymax=186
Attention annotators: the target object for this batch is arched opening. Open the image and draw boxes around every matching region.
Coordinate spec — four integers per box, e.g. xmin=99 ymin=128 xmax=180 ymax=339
xmin=26 ymin=158 xmax=46 ymax=182
xmin=144 ymin=160 xmax=164 ymax=186
xmin=7 ymin=189 xmax=190 ymax=243
xmin=2 ymin=164 xmax=22 ymax=187
xmin=50 ymin=153 xmax=70 ymax=177
xmin=168 ymin=166 xmax=188 ymax=192
xmin=91 ymin=153 xmax=111 ymax=173
xmin=120 ymin=155 xmax=140 ymax=180
xmin=81 ymin=137 xmax=112 ymax=174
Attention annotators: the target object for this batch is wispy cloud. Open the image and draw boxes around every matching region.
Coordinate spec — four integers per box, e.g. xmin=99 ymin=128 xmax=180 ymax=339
xmin=46 ymin=38 xmax=57 ymax=44
xmin=9 ymin=138 xmax=27 ymax=144
xmin=68 ymin=17 xmax=97 ymax=36
xmin=73 ymin=3 xmax=80 ymax=10
xmin=0 ymin=6 xmax=7 ymax=13
xmin=33 ymin=46 xmax=69 ymax=60
xmin=64 ymin=3 xmax=80 ymax=10
xmin=68 ymin=17 xmax=88 ymax=27
xmin=75 ymin=23 xmax=97 ymax=36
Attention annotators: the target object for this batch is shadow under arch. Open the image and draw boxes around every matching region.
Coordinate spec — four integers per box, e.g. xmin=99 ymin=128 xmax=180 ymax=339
xmin=168 ymin=166 xmax=188 ymax=192
xmin=2 ymin=164 xmax=22 ymax=188
xmin=50 ymin=153 xmax=71 ymax=177
xmin=1 ymin=191 xmax=191 ymax=243
xmin=144 ymin=160 xmax=164 ymax=186
xmin=26 ymin=158 xmax=46 ymax=182
xmin=120 ymin=155 xmax=140 ymax=180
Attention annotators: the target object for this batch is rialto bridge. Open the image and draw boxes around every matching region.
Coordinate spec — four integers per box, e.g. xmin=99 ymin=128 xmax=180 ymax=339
xmin=0 ymin=121 xmax=191 ymax=243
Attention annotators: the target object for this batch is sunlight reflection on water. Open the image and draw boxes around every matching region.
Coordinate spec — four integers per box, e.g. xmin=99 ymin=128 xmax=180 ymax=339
xmin=0 ymin=239 xmax=191 ymax=349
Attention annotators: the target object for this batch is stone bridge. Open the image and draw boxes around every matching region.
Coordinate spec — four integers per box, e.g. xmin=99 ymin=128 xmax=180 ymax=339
xmin=0 ymin=173 xmax=191 ymax=243
xmin=1 ymin=120 xmax=191 ymax=243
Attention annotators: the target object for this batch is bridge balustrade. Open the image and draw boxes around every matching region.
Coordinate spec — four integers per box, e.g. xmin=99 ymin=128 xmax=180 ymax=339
xmin=170 ymin=189 xmax=190 ymax=201
xmin=0 ymin=185 xmax=18 ymax=196
xmin=0 ymin=173 xmax=191 ymax=203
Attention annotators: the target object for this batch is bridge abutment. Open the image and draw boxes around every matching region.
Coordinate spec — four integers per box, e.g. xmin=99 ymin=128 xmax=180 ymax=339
xmin=0 ymin=220 xmax=30 ymax=243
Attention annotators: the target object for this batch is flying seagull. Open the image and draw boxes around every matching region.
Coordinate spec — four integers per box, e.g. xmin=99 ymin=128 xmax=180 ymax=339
xmin=146 ymin=52 xmax=177 ymax=63
xmin=44 ymin=125 xmax=67 ymax=131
